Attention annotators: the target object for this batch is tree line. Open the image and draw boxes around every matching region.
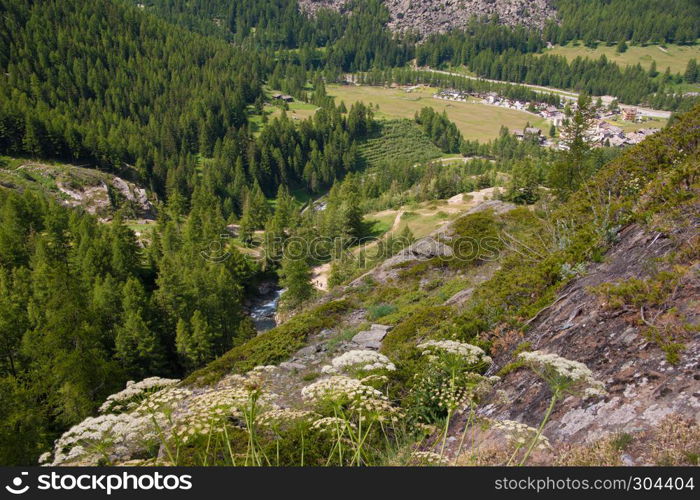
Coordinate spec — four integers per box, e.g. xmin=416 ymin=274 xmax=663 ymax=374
xmin=0 ymin=182 xmax=260 ymax=464
xmin=416 ymin=21 xmax=699 ymax=110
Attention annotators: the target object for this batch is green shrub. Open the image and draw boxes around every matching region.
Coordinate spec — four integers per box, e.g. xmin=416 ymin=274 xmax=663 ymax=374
xmin=382 ymin=306 xmax=453 ymax=361
xmin=184 ymin=300 xmax=351 ymax=385
xmin=367 ymin=303 xmax=398 ymax=320
xmin=591 ymin=271 xmax=679 ymax=310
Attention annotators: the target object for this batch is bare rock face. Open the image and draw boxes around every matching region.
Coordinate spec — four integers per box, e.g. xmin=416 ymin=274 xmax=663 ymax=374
xmin=466 ymin=224 xmax=700 ymax=458
xmin=465 ymin=199 xmax=516 ymax=215
xmin=347 ymin=236 xmax=453 ymax=286
xmin=298 ymin=0 xmax=556 ymax=36
xmin=7 ymin=162 xmax=157 ymax=220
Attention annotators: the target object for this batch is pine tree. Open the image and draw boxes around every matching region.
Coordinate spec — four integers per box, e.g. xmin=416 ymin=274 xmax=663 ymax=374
xmin=684 ymin=59 xmax=698 ymax=83
xmin=279 ymin=253 xmax=314 ymax=309
xmin=175 ymin=318 xmax=193 ymax=370
xmin=648 ymin=60 xmax=658 ymax=78
xmin=22 ymin=117 xmax=45 ymax=157
xmin=109 ymin=212 xmax=140 ymax=280
xmin=548 ymin=94 xmax=596 ymax=196
xmin=114 ymin=278 xmax=166 ymax=378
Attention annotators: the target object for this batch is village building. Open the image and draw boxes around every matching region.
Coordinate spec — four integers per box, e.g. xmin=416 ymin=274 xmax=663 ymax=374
xmin=272 ymin=93 xmax=294 ymax=102
xmin=622 ymin=108 xmax=638 ymax=121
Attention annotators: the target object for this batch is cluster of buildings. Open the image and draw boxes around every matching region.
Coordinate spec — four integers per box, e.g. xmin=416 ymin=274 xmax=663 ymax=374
xmin=512 ymin=127 xmax=545 ymax=142
xmin=432 ymin=88 xmax=662 ymax=149
xmin=590 ymin=122 xmax=660 ymax=147
xmin=433 ymin=89 xmax=567 ymax=126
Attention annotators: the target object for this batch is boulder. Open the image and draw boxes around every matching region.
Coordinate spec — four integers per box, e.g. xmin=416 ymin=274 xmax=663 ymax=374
xmin=351 ymin=324 xmax=392 ymax=350
xmin=444 ymin=287 xmax=474 ymax=306
xmin=466 ymin=199 xmax=516 ymax=215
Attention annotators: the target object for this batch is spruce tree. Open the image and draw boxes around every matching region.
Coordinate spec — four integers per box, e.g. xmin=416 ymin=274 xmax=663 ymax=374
xmin=279 ymin=253 xmax=314 ymax=309
xmin=548 ymin=94 xmax=596 ymax=197
xmin=685 ymin=59 xmax=698 ymax=83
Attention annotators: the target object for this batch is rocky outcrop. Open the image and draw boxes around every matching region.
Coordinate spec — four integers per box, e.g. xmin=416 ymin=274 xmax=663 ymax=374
xmin=298 ymin=0 xmax=556 ymax=36
xmin=4 ymin=162 xmax=157 ymax=220
xmin=347 ymin=236 xmax=453 ymax=286
xmin=446 ymin=223 xmax=700 ymax=461
xmin=465 ymin=199 xmax=516 ymax=215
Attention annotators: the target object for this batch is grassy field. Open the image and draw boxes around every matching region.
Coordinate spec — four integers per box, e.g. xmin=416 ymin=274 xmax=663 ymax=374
xmin=608 ymin=116 xmax=668 ymax=132
xmin=249 ymin=95 xmax=319 ymax=135
xmin=327 ymin=84 xmax=549 ymax=142
xmin=544 ymin=42 xmax=700 ymax=74
xmin=364 ymin=190 xmax=492 ymax=240
xmin=266 ymin=101 xmax=319 ymax=121
xmin=365 ymin=212 xmax=396 ymax=235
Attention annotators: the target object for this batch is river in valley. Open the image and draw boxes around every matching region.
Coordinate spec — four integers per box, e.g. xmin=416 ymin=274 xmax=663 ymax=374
xmin=248 ymin=285 xmax=284 ymax=332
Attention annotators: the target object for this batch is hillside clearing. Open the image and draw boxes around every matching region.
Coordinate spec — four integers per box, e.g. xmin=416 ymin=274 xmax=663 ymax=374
xmin=328 ymin=84 xmax=550 ymax=142
xmin=544 ymin=42 xmax=700 ymax=74
xmin=311 ymin=187 xmax=498 ymax=290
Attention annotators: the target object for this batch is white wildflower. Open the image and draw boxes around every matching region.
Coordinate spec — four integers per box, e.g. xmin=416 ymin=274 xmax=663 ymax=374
xmin=491 ymin=419 xmax=551 ymax=450
xmin=328 ymin=350 xmax=396 ymax=373
xmin=417 ymin=340 xmax=491 ymax=365
xmin=301 ymin=376 xmax=385 ymax=405
xmin=257 ymin=408 xmax=317 ymax=429
xmin=517 ymin=351 xmax=606 ymax=398
xmin=409 ymin=451 xmax=449 ymax=465
xmin=99 ymin=377 xmax=179 ymax=414
xmin=311 ymin=417 xmax=355 ymax=433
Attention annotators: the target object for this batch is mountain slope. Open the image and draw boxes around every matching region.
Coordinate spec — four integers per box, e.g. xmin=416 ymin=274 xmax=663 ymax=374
xmin=300 ymin=0 xmax=556 ymax=35
xmin=0 ymin=0 xmax=262 ymax=194
xmin=42 ymin=104 xmax=700 ymax=466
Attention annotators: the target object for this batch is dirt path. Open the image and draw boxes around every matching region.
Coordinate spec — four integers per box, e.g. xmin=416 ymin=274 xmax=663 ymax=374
xmin=311 ymin=210 xmax=404 ymax=291
xmin=310 ymin=187 xmax=498 ymax=291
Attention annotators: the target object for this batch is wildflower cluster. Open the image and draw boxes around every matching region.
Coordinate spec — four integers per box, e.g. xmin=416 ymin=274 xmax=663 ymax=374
xmin=492 ymin=419 xmax=551 ymax=451
xmin=256 ymin=408 xmax=317 ymax=431
xmin=321 ymin=350 xmax=396 ymax=374
xmin=517 ymin=351 xmax=606 ymax=398
xmin=136 ymin=386 xmax=192 ymax=415
xmin=301 ymin=375 xmax=386 ymax=406
xmin=311 ymin=417 xmax=356 ymax=434
xmin=300 ymin=373 xmax=403 ymax=464
xmin=171 ymin=371 xmax=279 ymax=443
xmin=99 ymin=377 xmax=179 ymax=414
xmin=417 ymin=340 xmax=492 ymax=366
xmin=409 ymin=451 xmax=449 ymax=466
xmin=48 ymin=411 xmax=165 ymax=465
xmin=408 ymin=340 xmax=497 ymax=424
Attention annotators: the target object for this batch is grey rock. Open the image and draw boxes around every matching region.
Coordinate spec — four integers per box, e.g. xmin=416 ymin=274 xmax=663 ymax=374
xmin=466 ymin=199 xmax=516 ymax=215
xmin=295 ymin=344 xmax=321 ymax=358
xmin=381 ymin=237 xmax=454 ymax=269
xmin=279 ymin=361 xmax=306 ymax=371
xmin=351 ymin=328 xmax=389 ymax=350
xmin=298 ymin=0 xmax=556 ymax=36
xmin=444 ymin=287 xmax=474 ymax=306
xmin=370 ymin=324 xmax=392 ymax=333
xmin=619 ymin=327 xmax=638 ymax=345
